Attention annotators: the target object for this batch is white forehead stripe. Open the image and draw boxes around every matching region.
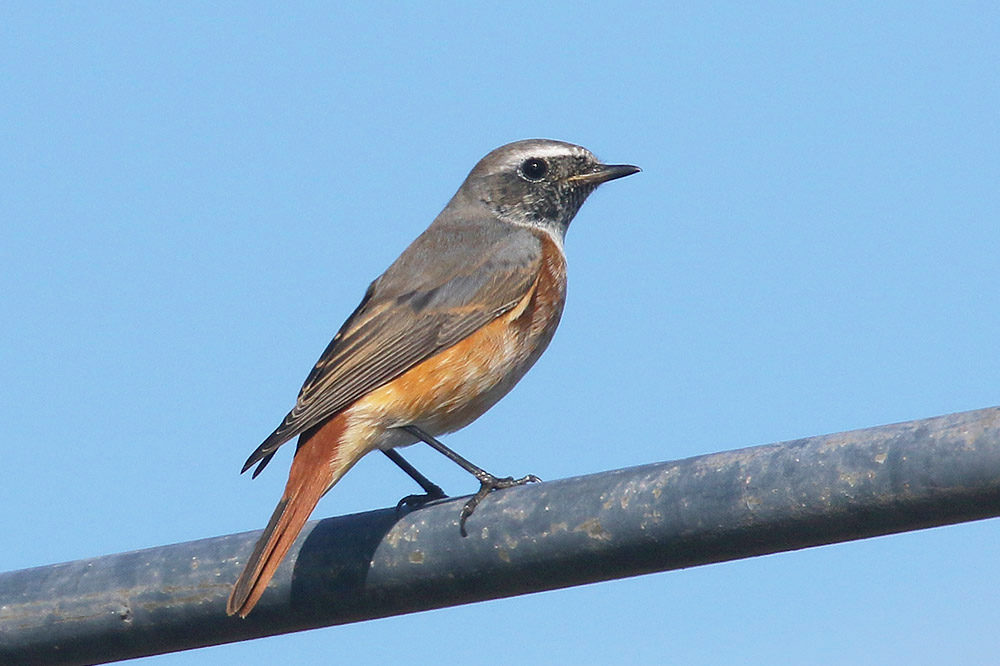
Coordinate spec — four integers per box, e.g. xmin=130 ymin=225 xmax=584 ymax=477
xmin=506 ymin=143 xmax=594 ymax=163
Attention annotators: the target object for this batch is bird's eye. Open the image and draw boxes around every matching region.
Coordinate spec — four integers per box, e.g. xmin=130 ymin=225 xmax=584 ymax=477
xmin=519 ymin=157 xmax=549 ymax=182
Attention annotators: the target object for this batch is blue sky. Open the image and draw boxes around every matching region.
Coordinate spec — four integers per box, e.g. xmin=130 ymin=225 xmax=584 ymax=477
xmin=2 ymin=3 xmax=999 ymax=664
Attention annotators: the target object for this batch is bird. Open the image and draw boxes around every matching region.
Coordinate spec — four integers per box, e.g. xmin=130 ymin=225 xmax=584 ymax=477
xmin=227 ymin=139 xmax=639 ymax=617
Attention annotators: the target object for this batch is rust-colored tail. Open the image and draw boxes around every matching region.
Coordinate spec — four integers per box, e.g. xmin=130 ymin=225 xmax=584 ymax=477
xmin=227 ymin=414 xmax=358 ymax=617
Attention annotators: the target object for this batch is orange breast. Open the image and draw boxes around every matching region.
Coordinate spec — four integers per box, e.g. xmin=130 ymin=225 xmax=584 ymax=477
xmin=348 ymin=232 xmax=568 ymax=441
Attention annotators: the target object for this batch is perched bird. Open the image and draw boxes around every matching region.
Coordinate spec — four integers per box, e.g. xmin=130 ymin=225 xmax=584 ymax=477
xmin=227 ymin=139 xmax=639 ymax=617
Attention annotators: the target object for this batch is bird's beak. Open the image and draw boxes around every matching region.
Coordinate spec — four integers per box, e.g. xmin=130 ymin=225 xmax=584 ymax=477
xmin=566 ymin=163 xmax=641 ymax=186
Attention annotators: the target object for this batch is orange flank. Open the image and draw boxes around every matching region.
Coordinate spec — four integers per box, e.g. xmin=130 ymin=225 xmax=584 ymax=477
xmin=351 ymin=233 xmax=567 ymax=438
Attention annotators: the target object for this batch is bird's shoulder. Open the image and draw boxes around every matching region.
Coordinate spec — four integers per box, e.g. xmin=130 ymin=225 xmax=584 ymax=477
xmin=369 ymin=214 xmax=544 ymax=306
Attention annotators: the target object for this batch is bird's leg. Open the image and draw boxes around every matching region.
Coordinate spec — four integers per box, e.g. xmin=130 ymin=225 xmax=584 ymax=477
xmin=400 ymin=425 xmax=541 ymax=537
xmin=382 ymin=449 xmax=447 ymax=512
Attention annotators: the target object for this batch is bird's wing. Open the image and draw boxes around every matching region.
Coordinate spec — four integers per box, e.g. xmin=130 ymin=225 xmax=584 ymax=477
xmin=242 ymin=221 xmax=543 ymax=476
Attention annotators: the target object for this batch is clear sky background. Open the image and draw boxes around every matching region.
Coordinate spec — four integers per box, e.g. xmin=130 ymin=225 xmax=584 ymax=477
xmin=3 ymin=3 xmax=999 ymax=664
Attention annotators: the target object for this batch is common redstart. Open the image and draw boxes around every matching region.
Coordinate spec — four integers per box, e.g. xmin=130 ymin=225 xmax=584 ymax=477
xmin=227 ymin=139 xmax=639 ymax=617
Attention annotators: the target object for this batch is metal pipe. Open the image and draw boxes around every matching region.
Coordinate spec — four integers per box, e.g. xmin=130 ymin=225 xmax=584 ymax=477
xmin=2 ymin=406 xmax=1000 ymax=666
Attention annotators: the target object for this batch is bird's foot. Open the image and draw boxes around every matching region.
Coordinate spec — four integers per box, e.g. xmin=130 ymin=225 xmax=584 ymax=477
xmin=459 ymin=472 xmax=541 ymax=537
xmin=395 ymin=485 xmax=448 ymax=515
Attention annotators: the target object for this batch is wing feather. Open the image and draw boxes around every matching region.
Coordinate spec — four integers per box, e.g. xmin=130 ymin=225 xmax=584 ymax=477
xmin=242 ymin=221 xmax=542 ymax=475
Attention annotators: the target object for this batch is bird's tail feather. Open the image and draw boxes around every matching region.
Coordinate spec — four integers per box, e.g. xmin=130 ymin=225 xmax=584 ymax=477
xmin=227 ymin=414 xmax=355 ymax=617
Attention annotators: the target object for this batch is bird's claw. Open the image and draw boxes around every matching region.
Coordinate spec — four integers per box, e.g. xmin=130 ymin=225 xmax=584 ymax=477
xmin=459 ymin=473 xmax=541 ymax=537
xmin=395 ymin=486 xmax=447 ymax=515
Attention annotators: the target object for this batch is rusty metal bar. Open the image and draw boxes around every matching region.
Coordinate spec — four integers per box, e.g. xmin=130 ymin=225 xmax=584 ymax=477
xmin=2 ymin=406 xmax=1000 ymax=666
